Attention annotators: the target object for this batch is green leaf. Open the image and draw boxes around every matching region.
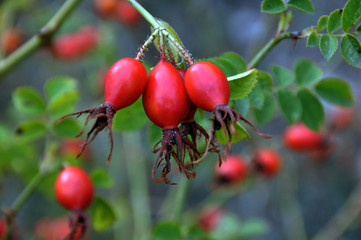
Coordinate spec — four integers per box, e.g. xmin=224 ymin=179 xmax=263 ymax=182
xmin=277 ymin=89 xmax=302 ymax=124
xmin=317 ymin=15 xmax=329 ymax=32
xmin=328 ymin=9 xmax=343 ymax=33
xmin=52 ymin=118 xmax=81 ymax=138
xmin=91 ymin=196 xmax=116 ymax=232
xmin=113 ymin=98 xmax=148 ymax=131
xmin=294 ymin=59 xmax=322 ymax=86
xmin=44 ymin=76 xmax=78 ymax=102
xmin=206 ymin=58 xmax=238 ymax=77
xmin=90 ymin=168 xmax=114 ymax=188
xmin=307 ymin=31 xmax=320 ymax=48
xmin=15 ymin=120 xmax=47 ymax=142
xmin=253 ymin=94 xmax=275 ymax=125
xmin=261 ymin=0 xmax=286 ymax=14
xmin=341 ymin=34 xmax=361 ymax=68
xmin=221 ymin=52 xmax=247 ymax=73
xmin=314 ymin=78 xmax=354 ymax=106
xmin=228 ymin=69 xmax=258 ymax=100
xmin=47 ymin=89 xmax=80 ymax=118
xmin=187 ymin=226 xmax=212 ymax=240
xmin=238 ymin=219 xmax=269 ymax=238
xmin=319 ymin=34 xmax=338 ymax=61
xmin=298 ymin=88 xmax=324 ymax=131
xmin=152 ymin=222 xmax=182 ymax=240
xmin=288 ymin=0 xmax=314 ymax=14
xmin=342 ymin=0 xmax=361 ymax=32
xmin=232 ymin=98 xmax=250 ymax=116
xmin=357 ymin=22 xmax=361 ymax=34
xmin=271 ymin=64 xmax=295 ymax=87
xmin=152 ymin=18 xmax=185 ymax=63
xmin=215 ymin=122 xmax=250 ymax=144
xmin=257 ymin=71 xmax=273 ymax=92
xmin=13 ymin=87 xmax=46 ymax=114
xmin=248 ymin=84 xmax=265 ymax=109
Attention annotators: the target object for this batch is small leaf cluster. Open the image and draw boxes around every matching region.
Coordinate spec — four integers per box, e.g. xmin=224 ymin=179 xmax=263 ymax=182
xmin=261 ymin=0 xmax=314 ymax=15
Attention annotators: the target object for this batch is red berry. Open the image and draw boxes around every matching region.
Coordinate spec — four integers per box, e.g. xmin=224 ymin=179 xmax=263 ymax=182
xmin=178 ymin=69 xmax=197 ymax=123
xmin=198 ymin=206 xmax=223 ymax=232
xmin=55 ymin=166 xmax=94 ymax=210
xmin=105 ymin=58 xmax=148 ymax=111
xmin=0 ymin=28 xmax=23 ymax=56
xmin=142 ymin=60 xmax=191 ymax=129
xmin=283 ymin=123 xmax=323 ymax=151
xmin=185 ymin=61 xmax=229 ymax=112
xmin=115 ymin=0 xmax=142 ymax=27
xmin=253 ymin=148 xmax=281 ymax=177
xmin=214 ymin=154 xmax=247 ymax=184
xmin=330 ymin=106 xmax=354 ymax=129
xmin=93 ymin=0 xmax=117 ymax=18
xmin=0 ymin=218 xmax=6 ymax=238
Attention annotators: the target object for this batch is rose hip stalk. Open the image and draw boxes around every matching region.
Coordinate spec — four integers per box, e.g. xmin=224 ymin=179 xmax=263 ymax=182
xmin=142 ymin=60 xmax=194 ymax=184
xmin=58 ymin=58 xmax=148 ymax=165
xmin=185 ymin=61 xmax=271 ymax=162
xmin=177 ymin=69 xmax=221 ymax=164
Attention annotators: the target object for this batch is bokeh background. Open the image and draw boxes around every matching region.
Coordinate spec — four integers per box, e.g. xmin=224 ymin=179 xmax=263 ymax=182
xmin=1 ymin=0 xmax=361 ymax=239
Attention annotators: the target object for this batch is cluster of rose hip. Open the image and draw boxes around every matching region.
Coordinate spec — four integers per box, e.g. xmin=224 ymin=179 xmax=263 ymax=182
xmin=59 ymin=48 xmax=270 ymax=184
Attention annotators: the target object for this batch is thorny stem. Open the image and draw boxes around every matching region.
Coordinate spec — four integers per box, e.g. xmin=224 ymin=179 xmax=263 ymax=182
xmin=136 ymin=28 xmax=160 ymax=61
xmin=0 ymin=0 xmax=83 ymax=79
xmin=128 ymin=0 xmax=194 ymax=65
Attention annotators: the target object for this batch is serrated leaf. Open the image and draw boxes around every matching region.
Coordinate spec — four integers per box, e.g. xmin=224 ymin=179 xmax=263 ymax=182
xmin=228 ymin=69 xmax=258 ymax=100
xmin=307 ymin=31 xmax=319 ymax=47
xmin=253 ymin=94 xmax=275 ymax=125
xmin=341 ymin=34 xmax=361 ymax=68
xmin=288 ymin=0 xmax=314 ymax=14
xmin=15 ymin=120 xmax=47 ymax=142
xmin=13 ymin=87 xmax=46 ymax=114
xmin=206 ymin=58 xmax=238 ymax=77
xmin=113 ymin=98 xmax=148 ymax=131
xmin=91 ymin=196 xmax=116 ymax=232
xmin=44 ymin=76 xmax=78 ymax=102
xmin=152 ymin=221 xmax=182 ymax=240
xmin=270 ymin=65 xmax=294 ymax=87
xmin=152 ymin=18 xmax=185 ymax=63
xmin=261 ymin=0 xmax=286 ymax=14
xmin=314 ymin=78 xmax=354 ymax=106
xmin=294 ymin=59 xmax=322 ymax=86
xmin=320 ymin=34 xmax=338 ymax=61
xmin=221 ymin=52 xmax=247 ymax=73
xmin=215 ymin=122 xmax=250 ymax=144
xmin=47 ymin=90 xmax=79 ymax=118
xmin=257 ymin=71 xmax=273 ymax=91
xmin=277 ymin=89 xmax=302 ymax=124
xmin=298 ymin=88 xmax=324 ymax=131
xmin=52 ymin=118 xmax=82 ymax=138
xmin=248 ymin=84 xmax=265 ymax=109
xmin=342 ymin=0 xmax=361 ymax=32
xmin=232 ymin=98 xmax=250 ymax=116
xmin=317 ymin=15 xmax=328 ymax=32
xmin=328 ymin=9 xmax=342 ymax=33
xmin=90 ymin=168 xmax=114 ymax=188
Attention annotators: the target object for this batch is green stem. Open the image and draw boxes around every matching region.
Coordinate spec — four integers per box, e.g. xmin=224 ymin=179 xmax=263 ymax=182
xmin=122 ymin=133 xmax=151 ymax=240
xmin=172 ymin=177 xmax=190 ymax=223
xmin=248 ymin=32 xmax=292 ymax=68
xmin=127 ymin=0 xmax=160 ymax=28
xmin=311 ymin=182 xmax=361 ymax=240
xmin=0 ymin=0 xmax=83 ymax=79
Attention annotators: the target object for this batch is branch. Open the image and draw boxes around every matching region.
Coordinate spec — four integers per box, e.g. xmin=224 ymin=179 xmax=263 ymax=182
xmin=0 ymin=0 xmax=83 ymax=79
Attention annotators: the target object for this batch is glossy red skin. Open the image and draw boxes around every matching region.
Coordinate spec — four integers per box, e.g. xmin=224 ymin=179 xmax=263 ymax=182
xmin=253 ymin=148 xmax=281 ymax=177
xmin=185 ymin=61 xmax=230 ymax=112
xmin=0 ymin=28 xmax=23 ymax=55
xmin=214 ymin=154 xmax=247 ymax=184
xmin=143 ymin=60 xmax=191 ymax=129
xmin=115 ymin=0 xmax=141 ymax=27
xmin=93 ymin=0 xmax=117 ymax=18
xmin=178 ymin=69 xmax=197 ymax=123
xmin=55 ymin=166 xmax=94 ymax=210
xmin=198 ymin=206 xmax=223 ymax=232
xmin=104 ymin=58 xmax=148 ymax=111
xmin=283 ymin=123 xmax=323 ymax=151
